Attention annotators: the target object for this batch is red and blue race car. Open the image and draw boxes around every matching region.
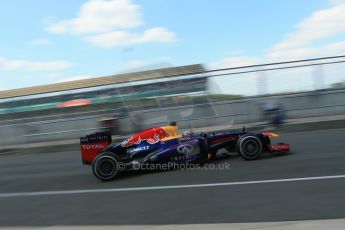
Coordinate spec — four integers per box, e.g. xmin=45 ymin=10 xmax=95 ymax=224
xmin=80 ymin=125 xmax=290 ymax=181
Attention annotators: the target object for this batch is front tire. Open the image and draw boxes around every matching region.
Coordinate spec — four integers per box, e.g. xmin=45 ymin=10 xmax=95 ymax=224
xmin=237 ymin=135 xmax=263 ymax=160
xmin=92 ymin=152 xmax=120 ymax=181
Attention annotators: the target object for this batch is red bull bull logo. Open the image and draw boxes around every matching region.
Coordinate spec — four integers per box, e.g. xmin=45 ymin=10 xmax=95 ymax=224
xmin=121 ymin=127 xmax=167 ymax=147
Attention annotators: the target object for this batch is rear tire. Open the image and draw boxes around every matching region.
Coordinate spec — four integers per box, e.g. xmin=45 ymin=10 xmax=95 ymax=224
xmin=92 ymin=152 xmax=120 ymax=181
xmin=237 ymin=135 xmax=263 ymax=160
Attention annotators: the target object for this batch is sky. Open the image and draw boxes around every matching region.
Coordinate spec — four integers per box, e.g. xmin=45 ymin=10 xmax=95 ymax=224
xmin=0 ymin=0 xmax=345 ymax=94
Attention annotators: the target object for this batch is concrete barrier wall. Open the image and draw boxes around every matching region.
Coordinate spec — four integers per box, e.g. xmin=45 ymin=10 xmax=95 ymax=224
xmin=1 ymin=89 xmax=345 ymax=146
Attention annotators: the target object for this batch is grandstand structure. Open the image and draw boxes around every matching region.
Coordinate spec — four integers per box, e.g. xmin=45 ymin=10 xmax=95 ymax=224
xmin=0 ymin=64 xmax=207 ymax=115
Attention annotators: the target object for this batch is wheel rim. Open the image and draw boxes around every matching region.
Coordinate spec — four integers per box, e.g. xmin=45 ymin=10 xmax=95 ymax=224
xmin=242 ymin=140 xmax=260 ymax=157
xmin=96 ymin=156 xmax=118 ymax=179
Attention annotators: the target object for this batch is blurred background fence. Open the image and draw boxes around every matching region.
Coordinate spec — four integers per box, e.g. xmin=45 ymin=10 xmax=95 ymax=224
xmin=0 ymin=55 xmax=345 ymax=146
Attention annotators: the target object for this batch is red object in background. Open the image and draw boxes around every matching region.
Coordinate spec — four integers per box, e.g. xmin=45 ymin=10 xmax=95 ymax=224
xmin=99 ymin=116 xmax=116 ymax=128
xmin=58 ymin=99 xmax=92 ymax=108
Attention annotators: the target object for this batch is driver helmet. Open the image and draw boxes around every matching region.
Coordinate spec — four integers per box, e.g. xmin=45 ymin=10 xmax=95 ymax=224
xmin=182 ymin=130 xmax=193 ymax=138
xmin=169 ymin=121 xmax=177 ymax=126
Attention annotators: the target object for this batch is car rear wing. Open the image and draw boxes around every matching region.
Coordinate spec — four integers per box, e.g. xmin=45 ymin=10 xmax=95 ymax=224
xmin=80 ymin=132 xmax=112 ymax=164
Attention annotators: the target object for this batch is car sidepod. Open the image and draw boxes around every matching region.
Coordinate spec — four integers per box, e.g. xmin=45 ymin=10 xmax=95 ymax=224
xmin=145 ymin=137 xmax=207 ymax=165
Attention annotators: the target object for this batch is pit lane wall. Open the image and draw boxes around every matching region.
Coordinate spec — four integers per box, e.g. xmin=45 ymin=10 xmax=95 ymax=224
xmin=0 ymin=88 xmax=345 ymax=146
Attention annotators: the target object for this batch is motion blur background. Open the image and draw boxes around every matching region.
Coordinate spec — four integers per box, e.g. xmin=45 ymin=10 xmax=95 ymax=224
xmin=2 ymin=1 xmax=345 ymax=228
xmin=1 ymin=0 xmax=345 ymax=147
xmin=0 ymin=55 xmax=345 ymax=146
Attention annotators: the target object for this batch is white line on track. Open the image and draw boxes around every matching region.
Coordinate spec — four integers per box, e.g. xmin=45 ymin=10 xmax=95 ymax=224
xmin=1 ymin=174 xmax=345 ymax=199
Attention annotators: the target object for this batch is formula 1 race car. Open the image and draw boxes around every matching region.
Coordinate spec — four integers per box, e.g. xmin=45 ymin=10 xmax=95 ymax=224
xmin=80 ymin=126 xmax=290 ymax=181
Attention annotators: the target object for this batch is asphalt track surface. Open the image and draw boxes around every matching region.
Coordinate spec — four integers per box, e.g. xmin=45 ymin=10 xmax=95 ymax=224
xmin=0 ymin=128 xmax=345 ymax=226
